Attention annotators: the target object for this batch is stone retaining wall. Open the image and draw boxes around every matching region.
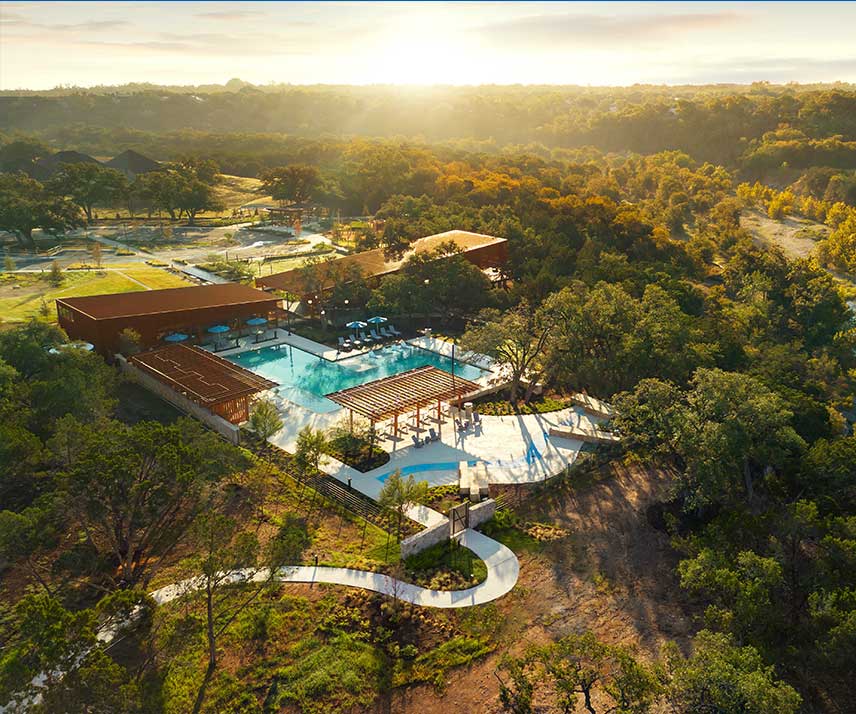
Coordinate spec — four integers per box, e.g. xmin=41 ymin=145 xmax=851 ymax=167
xmin=400 ymin=499 xmax=497 ymax=559
xmin=117 ymin=355 xmax=241 ymax=444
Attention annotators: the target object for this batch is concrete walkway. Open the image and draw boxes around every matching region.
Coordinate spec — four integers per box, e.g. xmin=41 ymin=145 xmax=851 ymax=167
xmin=149 ymin=528 xmax=518 ymax=610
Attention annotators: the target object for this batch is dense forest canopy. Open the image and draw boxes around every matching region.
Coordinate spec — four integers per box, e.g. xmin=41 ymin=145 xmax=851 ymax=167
xmin=1 ymin=79 xmax=856 ymax=714
xmin=2 ymin=82 xmax=856 ymax=178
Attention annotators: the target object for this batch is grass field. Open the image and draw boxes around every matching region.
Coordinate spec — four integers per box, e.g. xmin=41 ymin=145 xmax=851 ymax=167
xmin=0 ymin=266 xmax=191 ymax=323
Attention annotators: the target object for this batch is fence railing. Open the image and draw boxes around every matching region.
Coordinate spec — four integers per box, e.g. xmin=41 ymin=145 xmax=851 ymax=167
xmin=242 ymin=433 xmax=420 ymax=537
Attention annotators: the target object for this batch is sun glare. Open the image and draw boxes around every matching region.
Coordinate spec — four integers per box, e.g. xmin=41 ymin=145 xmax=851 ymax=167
xmin=366 ymin=18 xmax=480 ymax=85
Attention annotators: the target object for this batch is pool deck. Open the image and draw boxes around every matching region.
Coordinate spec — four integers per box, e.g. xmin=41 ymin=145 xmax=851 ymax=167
xmin=252 ymin=331 xmax=601 ymax=495
xmin=209 ymin=329 xmax=470 ymax=365
xmin=315 ymin=406 xmax=600 ymax=501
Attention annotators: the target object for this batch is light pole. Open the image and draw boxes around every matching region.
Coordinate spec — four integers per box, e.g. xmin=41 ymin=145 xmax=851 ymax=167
xmin=423 ymin=278 xmax=430 ymax=332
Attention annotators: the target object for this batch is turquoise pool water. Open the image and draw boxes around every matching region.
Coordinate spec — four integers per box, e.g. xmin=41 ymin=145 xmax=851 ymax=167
xmin=229 ymin=343 xmax=488 ymax=414
xmin=376 ymin=460 xmax=480 ymax=483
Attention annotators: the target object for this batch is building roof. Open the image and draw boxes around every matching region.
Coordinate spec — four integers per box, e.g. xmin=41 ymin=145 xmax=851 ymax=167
xmin=326 ymin=365 xmax=480 ymax=422
xmin=57 ymin=283 xmax=278 ymax=320
xmin=256 ymin=230 xmax=505 ymax=295
xmin=31 ymin=150 xmax=101 ymax=179
xmin=105 ymin=149 xmax=161 ymax=176
xmin=129 ymin=344 xmax=276 ymax=407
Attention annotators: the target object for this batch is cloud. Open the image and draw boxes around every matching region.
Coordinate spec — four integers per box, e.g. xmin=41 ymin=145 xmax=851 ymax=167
xmin=68 ymin=29 xmax=313 ymax=57
xmin=195 ymin=10 xmax=263 ymax=20
xmin=0 ymin=14 xmax=128 ymax=32
xmin=679 ymin=56 xmax=856 ymax=84
xmin=477 ymin=11 xmax=744 ymax=49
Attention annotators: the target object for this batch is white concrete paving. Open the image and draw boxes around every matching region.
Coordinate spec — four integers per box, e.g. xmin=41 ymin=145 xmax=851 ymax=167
xmin=149 ymin=527 xmax=518 ymax=610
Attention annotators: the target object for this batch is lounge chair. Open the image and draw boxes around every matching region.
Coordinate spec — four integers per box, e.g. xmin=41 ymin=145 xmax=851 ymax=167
xmin=388 ymin=324 xmax=402 ymax=337
xmin=359 ymin=330 xmax=374 ymax=344
xmin=379 ymin=326 xmax=394 ymax=338
xmin=350 ymin=335 xmax=362 ymax=348
xmin=337 ymin=336 xmax=352 ymax=351
xmin=428 ymin=427 xmax=440 ymax=442
xmin=411 ymin=434 xmax=423 ymax=448
xmin=370 ymin=329 xmax=383 ymax=341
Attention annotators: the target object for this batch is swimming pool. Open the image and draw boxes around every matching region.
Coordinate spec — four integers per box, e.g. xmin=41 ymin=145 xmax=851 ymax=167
xmin=376 ymin=460 xmax=481 ymax=483
xmin=229 ymin=342 xmax=488 ymax=413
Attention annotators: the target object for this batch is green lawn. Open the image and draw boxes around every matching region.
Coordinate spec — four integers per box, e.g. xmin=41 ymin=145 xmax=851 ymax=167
xmin=0 ymin=267 xmax=191 ymax=323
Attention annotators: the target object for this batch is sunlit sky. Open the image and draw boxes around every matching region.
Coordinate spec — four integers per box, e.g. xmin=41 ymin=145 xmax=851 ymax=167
xmin=2 ymin=1 xmax=856 ymax=89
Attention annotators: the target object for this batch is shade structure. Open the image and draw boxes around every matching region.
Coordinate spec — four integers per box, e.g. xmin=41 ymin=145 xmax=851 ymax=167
xmin=164 ymin=332 xmax=189 ymax=342
xmin=246 ymin=317 xmax=268 ymax=326
xmin=345 ymin=320 xmax=367 ymax=329
xmin=129 ymin=344 xmax=277 ymax=424
xmin=366 ymin=316 xmax=387 ymax=324
xmin=207 ymin=324 xmax=231 ymax=334
xmin=326 ymin=365 xmax=480 ymax=423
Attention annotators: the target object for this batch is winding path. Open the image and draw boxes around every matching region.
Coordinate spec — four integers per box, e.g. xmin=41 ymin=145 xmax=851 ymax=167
xmin=149 ymin=528 xmax=519 ymax=609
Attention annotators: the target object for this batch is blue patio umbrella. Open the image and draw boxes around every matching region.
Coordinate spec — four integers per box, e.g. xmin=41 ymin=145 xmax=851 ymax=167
xmin=164 ymin=332 xmax=189 ymax=342
xmin=207 ymin=324 xmax=230 ymax=334
xmin=246 ymin=317 xmax=268 ymax=326
xmin=366 ymin=316 xmax=387 ymax=324
xmin=345 ymin=320 xmax=367 ymax=330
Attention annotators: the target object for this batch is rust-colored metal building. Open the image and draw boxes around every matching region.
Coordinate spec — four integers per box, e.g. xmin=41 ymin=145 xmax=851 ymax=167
xmin=128 ymin=344 xmax=276 ymax=424
xmin=56 ymin=283 xmax=282 ymax=357
xmin=255 ymin=230 xmax=508 ymax=297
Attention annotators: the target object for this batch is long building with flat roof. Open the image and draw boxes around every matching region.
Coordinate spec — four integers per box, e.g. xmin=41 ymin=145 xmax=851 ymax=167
xmin=255 ymin=230 xmax=507 ymax=297
xmin=57 ymin=283 xmax=281 ymax=356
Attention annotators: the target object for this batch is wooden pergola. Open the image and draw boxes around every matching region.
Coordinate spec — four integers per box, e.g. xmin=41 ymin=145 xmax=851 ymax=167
xmin=129 ymin=344 xmax=277 ymax=424
xmin=326 ymin=365 xmax=480 ymax=434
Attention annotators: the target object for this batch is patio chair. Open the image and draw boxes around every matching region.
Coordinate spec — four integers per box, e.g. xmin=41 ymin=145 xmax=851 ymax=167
xmin=429 ymin=427 xmax=440 ymax=442
xmin=411 ymin=434 xmax=423 ymax=448
xmin=350 ymin=335 xmax=363 ymax=348
xmin=473 ymin=411 xmax=481 ymax=425
xmin=457 ymin=418 xmax=470 ymax=432
xmin=379 ymin=326 xmax=394 ymax=339
xmin=388 ymin=324 xmax=402 ymax=337
xmin=360 ymin=330 xmax=375 ymax=344
xmin=369 ymin=329 xmax=383 ymax=341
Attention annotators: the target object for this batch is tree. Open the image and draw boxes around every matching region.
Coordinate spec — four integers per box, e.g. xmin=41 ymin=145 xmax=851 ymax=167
xmin=48 ymin=163 xmax=128 ymax=222
xmin=665 ymin=630 xmax=801 ymax=714
xmin=614 ymin=369 xmax=805 ymax=510
xmin=378 ymin=470 xmax=428 ymax=545
xmin=49 ymin=259 xmax=63 ymax=286
xmin=175 ymin=176 xmax=223 ymax=224
xmin=0 ymin=173 xmax=83 ymax=249
xmin=0 ymin=592 xmax=149 ymax=713
xmin=60 ymin=417 xmax=246 ymax=588
xmin=189 ymin=511 xmax=309 ymax=714
xmin=249 ymin=398 xmax=283 ymax=471
xmin=0 ymin=502 xmax=61 ymax=596
xmin=294 ymin=425 xmax=328 ymax=475
xmin=496 ymin=632 xmax=661 ymax=714
xmin=29 ymin=349 xmax=118 ymax=434
xmin=541 ymin=633 xmax=661 ymax=714
xmin=0 ymin=137 xmax=50 ymax=173
xmin=116 ymin=328 xmax=143 ymax=357
xmin=260 ymin=164 xmax=321 ymax=204
xmin=0 ymin=320 xmax=65 ymax=377
xmin=90 ymin=240 xmax=103 ymax=269
xmin=461 ymin=301 xmax=555 ymax=404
